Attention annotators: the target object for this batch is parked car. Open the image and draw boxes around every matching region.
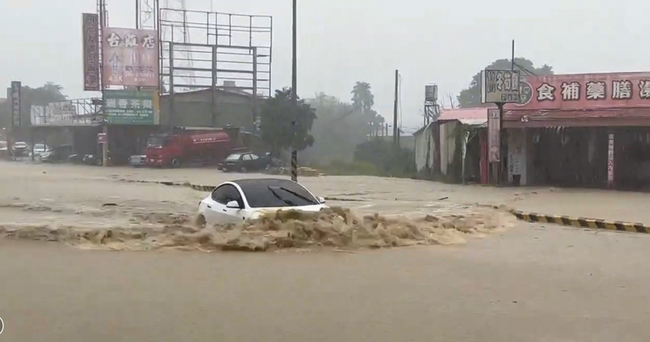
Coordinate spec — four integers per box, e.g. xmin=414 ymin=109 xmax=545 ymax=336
xmin=197 ymin=178 xmax=327 ymax=225
xmin=40 ymin=145 xmax=74 ymax=163
xmin=129 ymin=155 xmax=147 ymax=167
xmin=217 ymin=152 xmax=270 ymax=172
xmin=32 ymin=143 xmax=49 ymax=158
xmin=12 ymin=142 xmax=28 ymax=157
xmin=0 ymin=141 xmax=8 ymax=158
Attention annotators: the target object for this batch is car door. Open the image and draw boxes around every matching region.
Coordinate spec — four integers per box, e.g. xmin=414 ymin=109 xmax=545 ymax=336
xmin=208 ymin=184 xmax=244 ymax=224
xmin=241 ymin=154 xmax=253 ymax=170
xmin=205 ymin=185 xmax=234 ymax=224
xmin=248 ymin=153 xmax=262 ymax=170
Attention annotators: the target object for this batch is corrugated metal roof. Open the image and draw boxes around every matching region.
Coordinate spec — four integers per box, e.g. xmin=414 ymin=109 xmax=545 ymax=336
xmin=437 ymin=108 xmax=490 ymax=123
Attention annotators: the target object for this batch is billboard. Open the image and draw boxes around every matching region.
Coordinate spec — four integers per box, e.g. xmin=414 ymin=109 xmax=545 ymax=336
xmin=102 ymin=27 xmax=159 ymax=87
xmin=487 ymin=108 xmax=500 ymax=162
xmin=509 ymin=72 xmax=650 ymax=110
xmin=82 ymin=13 xmax=100 ymax=91
xmin=10 ymin=81 xmax=21 ymax=128
xmin=104 ymin=90 xmax=159 ymax=125
xmin=481 ymin=69 xmax=521 ymax=103
xmin=30 ymin=102 xmax=102 ymax=126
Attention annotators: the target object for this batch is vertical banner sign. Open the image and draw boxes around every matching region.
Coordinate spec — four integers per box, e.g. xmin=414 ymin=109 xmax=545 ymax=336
xmin=488 ymin=108 xmax=500 ymax=162
xmin=481 ymin=69 xmax=521 ymax=103
xmin=82 ymin=13 xmax=100 ymax=91
xmin=608 ymin=133 xmax=615 ymax=187
xmin=102 ymin=27 xmax=159 ymax=87
xmin=10 ymin=81 xmax=21 ymax=128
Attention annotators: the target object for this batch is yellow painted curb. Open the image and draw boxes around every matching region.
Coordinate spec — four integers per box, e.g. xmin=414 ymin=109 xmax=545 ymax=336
xmin=509 ymin=209 xmax=649 ymax=234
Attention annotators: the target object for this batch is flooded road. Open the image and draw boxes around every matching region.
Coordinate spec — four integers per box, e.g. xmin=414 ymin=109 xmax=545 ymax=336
xmin=1 ymin=162 xmax=650 ymax=341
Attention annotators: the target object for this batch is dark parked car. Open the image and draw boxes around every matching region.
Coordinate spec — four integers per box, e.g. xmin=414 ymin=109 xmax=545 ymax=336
xmin=218 ymin=152 xmax=269 ymax=173
xmin=41 ymin=145 xmax=74 ymax=163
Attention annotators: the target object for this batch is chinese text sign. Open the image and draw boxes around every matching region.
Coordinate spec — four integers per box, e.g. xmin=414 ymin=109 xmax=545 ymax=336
xmin=481 ymin=70 xmax=521 ymax=103
xmin=509 ymin=72 xmax=650 ymax=110
xmin=11 ymin=81 xmax=21 ymax=128
xmin=488 ymin=108 xmax=500 ymax=162
xmin=82 ymin=13 xmax=100 ymax=91
xmin=104 ymin=90 xmax=159 ymax=125
xmin=102 ymin=27 xmax=159 ymax=87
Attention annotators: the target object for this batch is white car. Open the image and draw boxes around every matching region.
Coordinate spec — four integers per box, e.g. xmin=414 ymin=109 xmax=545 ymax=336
xmin=197 ymin=178 xmax=328 ymax=225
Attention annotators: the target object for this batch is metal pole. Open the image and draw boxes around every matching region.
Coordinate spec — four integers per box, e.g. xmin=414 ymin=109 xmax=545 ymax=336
xmin=99 ymin=0 xmax=108 ymax=167
xmin=290 ymin=0 xmax=298 ymax=182
xmin=511 ymin=40 xmax=515 ymax=70
xmin=393 ymin=69 xmax=399 ymax=147
xmin=497 ymin=102 xmax=504 ymax=185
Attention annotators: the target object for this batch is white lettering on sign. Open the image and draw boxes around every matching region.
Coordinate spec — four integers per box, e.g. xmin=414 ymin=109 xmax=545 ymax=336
xmin=639 ymin=80 xmax=650 ymax=99
xmin=561 ymin=81 xmax=580 ymax=101
xmin=586 ymin=81 xmax=606 ymax=100
xmin=536 ymin=83 xmax=556 ymax=101
xmin=612 ymin=80 xmax=633 ymax=100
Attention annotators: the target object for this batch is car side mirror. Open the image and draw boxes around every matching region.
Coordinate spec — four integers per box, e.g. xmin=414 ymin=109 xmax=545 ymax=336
xmin=317 ymin=196 xmax=326 ymax=204
xmin=226 ymin=200 xmax=241 ymax=209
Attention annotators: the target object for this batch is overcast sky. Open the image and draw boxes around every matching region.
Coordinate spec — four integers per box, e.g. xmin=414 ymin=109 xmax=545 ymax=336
xmin=2 ymin=0 xmax=648 ymax=131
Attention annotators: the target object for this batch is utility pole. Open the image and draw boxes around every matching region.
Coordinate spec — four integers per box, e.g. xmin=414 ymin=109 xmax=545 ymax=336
xmin=290 ymin=0 xmax=298 ymax=182
xmin=393 ymin=69 xmax=399 ymax=147
xmin=99 ymin=0 xmax=109 ymax=167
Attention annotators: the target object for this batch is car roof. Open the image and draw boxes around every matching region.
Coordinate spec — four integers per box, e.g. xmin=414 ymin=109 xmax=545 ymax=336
xmin=230 ymin=178 xmax=300 ymax=187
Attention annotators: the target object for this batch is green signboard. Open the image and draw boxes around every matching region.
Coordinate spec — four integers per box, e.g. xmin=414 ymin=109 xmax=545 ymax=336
xmin=104 ymin=90 xmax=159 ymax=125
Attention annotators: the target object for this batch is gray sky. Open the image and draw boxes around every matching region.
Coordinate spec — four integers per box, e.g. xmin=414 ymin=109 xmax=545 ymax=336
xmin=2 ymin=0 xmax=648 ymax=131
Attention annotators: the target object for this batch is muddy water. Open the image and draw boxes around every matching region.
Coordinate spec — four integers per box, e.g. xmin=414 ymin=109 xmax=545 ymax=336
xmin=3 ymin=162 xmax=650 ymax=341
xmin=0 ymin=162 xmax=515 ymax=251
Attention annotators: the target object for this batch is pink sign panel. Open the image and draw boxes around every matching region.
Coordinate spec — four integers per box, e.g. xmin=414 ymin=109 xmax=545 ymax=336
xmin=507 ymin=72 xmax=650 ymax=111
xmin=488 ymin=108 xmax=500 ymax=163
xmin=102 ymin=27 xmax=159 ymax=87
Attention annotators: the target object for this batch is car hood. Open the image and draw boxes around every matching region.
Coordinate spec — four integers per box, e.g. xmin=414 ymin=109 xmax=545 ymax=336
xmin=249 ymin=204 xmax=328 ymax=218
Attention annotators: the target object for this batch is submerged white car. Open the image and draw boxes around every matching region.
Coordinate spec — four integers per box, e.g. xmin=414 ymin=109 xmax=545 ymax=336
xmin=197 ymin=178 xmax=328 ymax=225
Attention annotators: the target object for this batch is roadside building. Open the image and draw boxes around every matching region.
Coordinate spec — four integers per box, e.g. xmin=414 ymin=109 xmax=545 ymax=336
xmin=503 ymin=72 xmax=650 ymax=190
xmin=414 ymin=108 xmax=489 ymax=184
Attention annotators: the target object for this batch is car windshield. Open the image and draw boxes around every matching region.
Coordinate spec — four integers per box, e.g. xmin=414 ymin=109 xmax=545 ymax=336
xmin=147 ymin=136 xmax=164 ymax=148
xmin=237 ymin=179 xmax=319 ymax=208
xmin=34 ymin=144 xmax=46 ymax=150
xmin=225 ymin=154 xmax=242 ymax=161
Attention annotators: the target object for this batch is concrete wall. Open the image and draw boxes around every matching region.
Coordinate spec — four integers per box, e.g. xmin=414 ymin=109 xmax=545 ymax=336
xmin=160 ymin=89 xmax=256 ymax=130
xmin=414 ymin=124 xmax=435 ymax=173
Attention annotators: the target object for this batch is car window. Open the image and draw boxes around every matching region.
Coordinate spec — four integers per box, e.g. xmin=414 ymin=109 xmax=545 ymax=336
xmin=250 ymin=154 xmax=259 ymax=160
xmin=226 ymin=154 xmax=241 ymax=161
xmin=238 ymin=181 xmax=318 ymax=208
xmin=242 ymin=154 xmax=252 ymax=161
xmin=211 ymin=184 xmax=242 ymax=205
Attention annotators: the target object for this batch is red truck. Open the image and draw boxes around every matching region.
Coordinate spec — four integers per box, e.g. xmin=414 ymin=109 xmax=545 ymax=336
xmin=145 ymin=129 xmax=236 ymax=167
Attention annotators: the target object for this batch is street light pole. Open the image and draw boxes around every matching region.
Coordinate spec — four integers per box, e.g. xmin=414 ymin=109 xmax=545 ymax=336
xmin=290 ymin=0 xmax=298 ymax=182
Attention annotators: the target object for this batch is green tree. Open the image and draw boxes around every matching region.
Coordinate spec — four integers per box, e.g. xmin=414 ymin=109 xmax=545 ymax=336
xmin=351 ymin=81 xmax=374 ymax=114
xmin=303 ymin=92 xmax=366 ymax=163
xmin=457 ymin=58 xmax=553 ymax=108
xmin=260 ymin=87 xmax=316 ymax=153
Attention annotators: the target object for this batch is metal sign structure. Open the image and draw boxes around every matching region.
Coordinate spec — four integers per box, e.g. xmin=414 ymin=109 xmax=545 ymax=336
xmin=101 ymin=27 xmax=160 ymax=87
xmin=82 ymin=13 xmax=101 ymax=91
xmin=481 ymin=69 xmax=521 ymax=104
xmin=10 ymin=81 xmax=21 ymax=128
xmin=30 ymin=98 xmax=103 ymax=126
xmin=158 ymin=9 xmax=272 ymax=96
